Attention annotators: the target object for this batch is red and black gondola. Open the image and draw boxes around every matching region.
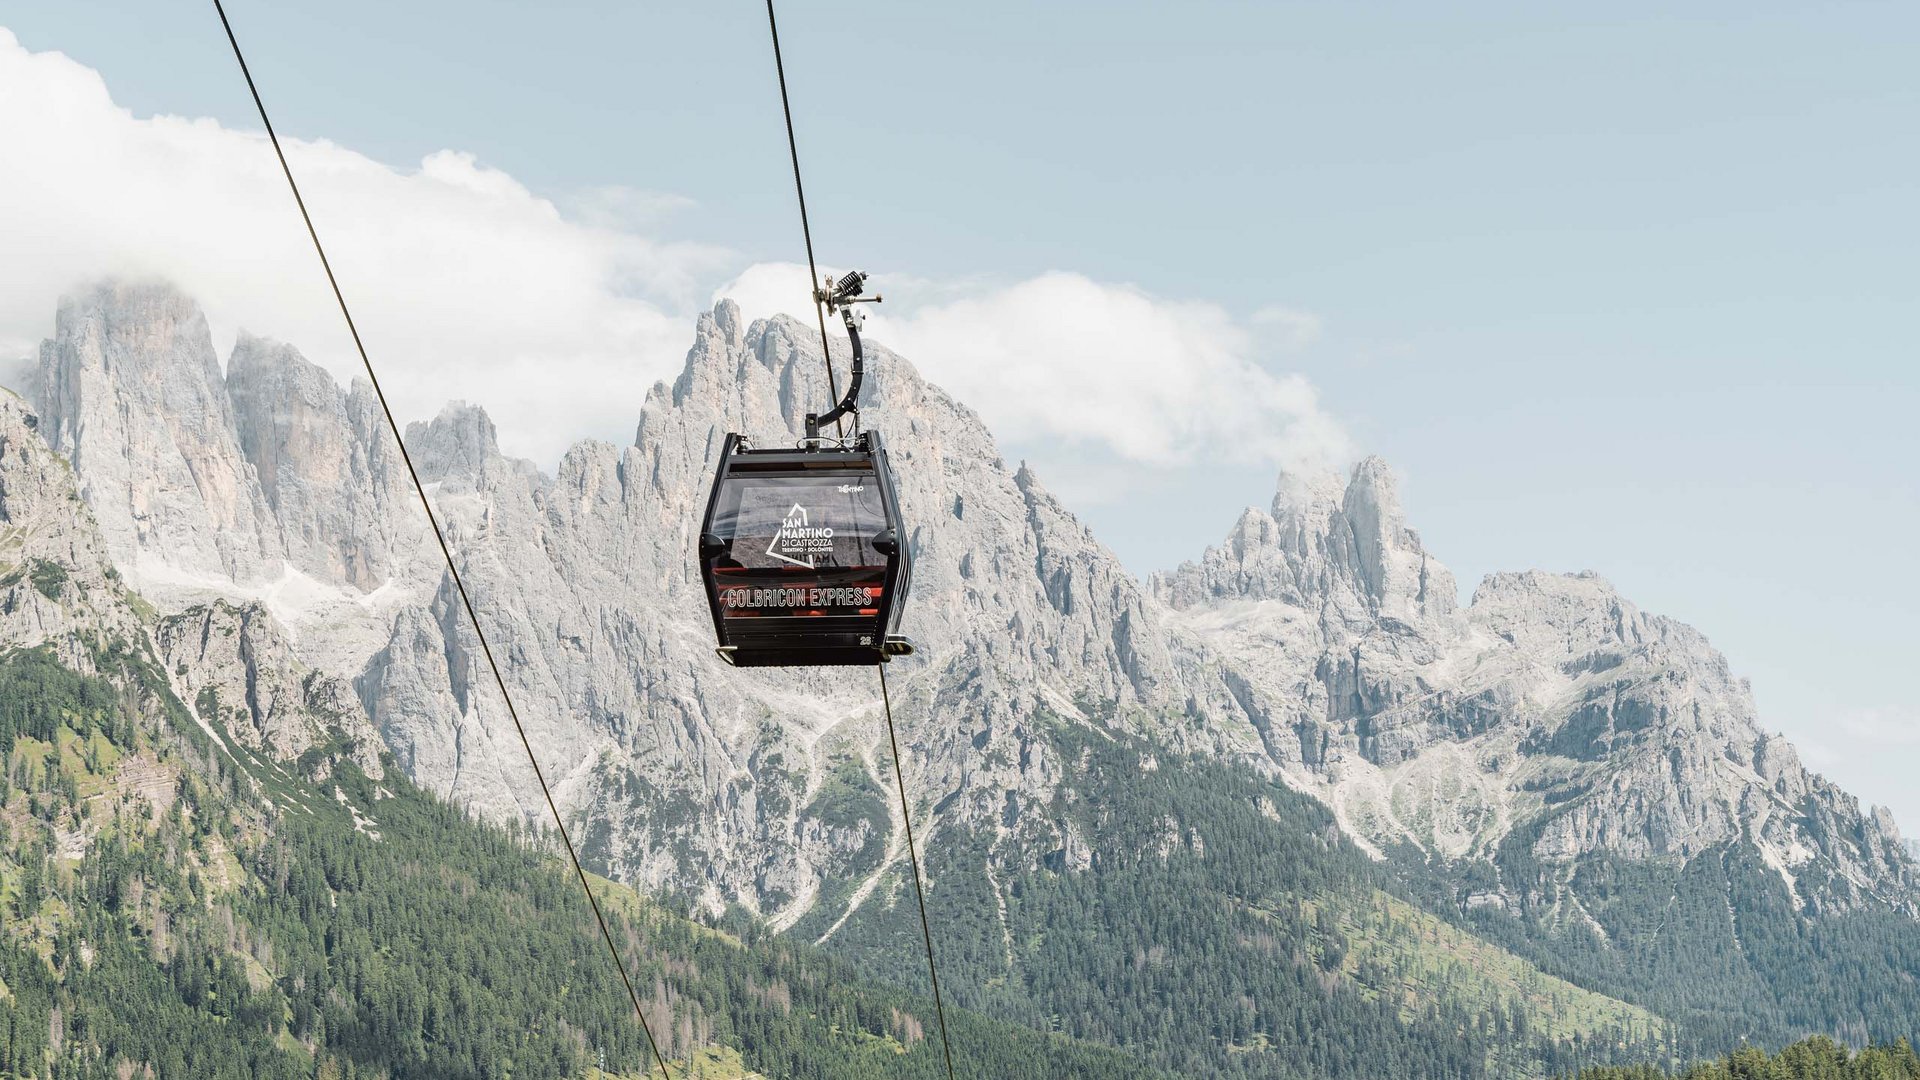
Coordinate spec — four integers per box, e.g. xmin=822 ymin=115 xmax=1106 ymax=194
xmin=697 ymin=271 xmax=914 ymax=667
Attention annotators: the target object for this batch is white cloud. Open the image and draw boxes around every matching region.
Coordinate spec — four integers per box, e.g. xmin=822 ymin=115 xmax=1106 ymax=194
xmin=710 ymin=261 xmax=821 ymax=327
xmin=716 ymin=265 xmax=1351 ymax=472
xmin=0 ymin=28 xmax=726 ymax=466
xmin=1 ymin=28 xmax=1346 ymax=485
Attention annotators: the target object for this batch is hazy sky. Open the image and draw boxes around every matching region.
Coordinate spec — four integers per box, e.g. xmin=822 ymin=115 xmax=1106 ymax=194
xmin=1 ymin=2 xmax=1914 ymax=829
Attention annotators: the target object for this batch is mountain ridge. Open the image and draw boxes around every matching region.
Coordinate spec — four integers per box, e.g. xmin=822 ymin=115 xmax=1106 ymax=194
xmin=13 ymin=277 xmax=1920 ymax=1076
xmin=20 ymin=277 xmax=1912 ymax=913
xmin=1154 ymin=456 xmax=1914 ymax=913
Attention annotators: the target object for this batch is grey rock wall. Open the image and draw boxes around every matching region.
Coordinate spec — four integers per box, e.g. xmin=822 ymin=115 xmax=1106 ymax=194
xmin=24 ymin=280 xmax=1915 ymax=923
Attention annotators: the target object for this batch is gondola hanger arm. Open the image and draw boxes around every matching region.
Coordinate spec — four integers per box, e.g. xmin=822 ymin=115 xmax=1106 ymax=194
xmin=806 ymin=270 xmax=882 ymax=440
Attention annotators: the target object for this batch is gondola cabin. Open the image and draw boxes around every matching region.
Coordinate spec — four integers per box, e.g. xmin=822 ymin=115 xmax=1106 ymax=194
xmin=699 ymin=432 xmax=914 ymax=667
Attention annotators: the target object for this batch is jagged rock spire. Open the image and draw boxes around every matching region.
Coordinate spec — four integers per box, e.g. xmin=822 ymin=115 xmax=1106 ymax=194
xmin=33 ymin=281 xmax=278 ymax=587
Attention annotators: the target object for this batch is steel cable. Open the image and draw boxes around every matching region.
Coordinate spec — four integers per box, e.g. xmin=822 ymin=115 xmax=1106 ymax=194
xmin=879 ymin=662 xmax=960 ymax=1079
xmin=765 ymin=0 xmax=846 ymax=439
xmin=761 ymin=4 xmax=960 ymax=1072
xmin=211 ymin=4 xmax=676 ymax=1076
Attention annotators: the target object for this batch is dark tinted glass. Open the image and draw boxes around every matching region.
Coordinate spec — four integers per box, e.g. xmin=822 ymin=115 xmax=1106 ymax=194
xmin=708 ymin=472 xmax=889 ymax=619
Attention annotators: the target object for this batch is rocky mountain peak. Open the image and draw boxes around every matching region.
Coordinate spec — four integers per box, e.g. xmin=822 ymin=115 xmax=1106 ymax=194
xmin=1154 ymin=456 xmax=1456 ymax=624
xmin=711 ymin=297 xmax=746 ymax=349
xmin=648 ymin=308 xmax=831 ymax=438
xmin=1268 ymin=465 xmax=1346 ymax=539
xmin=1337 ymin=456 xmax=1454 ymax=621
xmin=21 ymin=279 xmax=440 ymax=687
xmin=1873 ymin=805 xmax=1906 ymax=846
xmin=1156 ymin=448 xmax=1913 ymax=909
xmin=31 ymin=280 xmax=278 ymax=591
xmin=406 ymin=401 xmax=505 ymax=485
xmin=45 ymin=280 xmax=221 ymax=398
xmin=626 ymin=304 xmax=1190 ymax=719
xmin=1470 ymin=569 xmax=1648 ymax=658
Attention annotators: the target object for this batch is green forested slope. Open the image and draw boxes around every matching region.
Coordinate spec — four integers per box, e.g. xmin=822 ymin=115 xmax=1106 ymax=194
xmin=11 ymin=638 xmax=1916 ymax=1080
xmin=806 ymin=707 xmax=1920 ymax=1080
xmin=1568 ymin=1036 xmax=1920 ymax=1080
xmin=1407 ymin=813 xmax=1920 ymax=1051
xmin=805 ymin=716 xmax=1676 ymax=1079
xmin=0 ymin=647 xmax=1166 ymax=1079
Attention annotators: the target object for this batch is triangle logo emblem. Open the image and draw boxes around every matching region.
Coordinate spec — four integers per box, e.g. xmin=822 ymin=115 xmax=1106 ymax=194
xmin=766 ymin=502 xmax=817 ymax=569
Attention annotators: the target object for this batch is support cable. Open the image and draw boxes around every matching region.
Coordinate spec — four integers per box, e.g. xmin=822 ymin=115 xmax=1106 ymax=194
xmin=211 ymin=4 xmax=675 ymax=1076
xmin=762 ymin=5 xmax=956 ymax=1070
xmin=764 ymin=0 xmax=845 ymax=439
xmin=877 ymin=663 xmax=959 ymax=1079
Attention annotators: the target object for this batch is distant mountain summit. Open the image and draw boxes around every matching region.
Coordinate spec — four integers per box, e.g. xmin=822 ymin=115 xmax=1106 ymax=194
xmin=1155 ymin=459 xmax=1914 ymax=913
xmin=28 ymin=280 xmax=437 ymax=679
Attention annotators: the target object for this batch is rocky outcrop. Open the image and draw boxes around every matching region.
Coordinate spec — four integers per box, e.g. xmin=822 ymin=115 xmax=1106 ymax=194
xmin=31 ymin=281 xmax=279 ymax=591
xmin=1156 ymin=461 xmax=1917 ymax=911
xmin=1153 ymin=458 xmax=1455 ymax=627
xmin=28 ymin=284 xmax=436 ymax=680
xmin=155 ymin=599 xmax=385 ymax=780
xmin=0 ymin=380 xmax=381 ymax=789
xmin=0 ymin=389 xmax=142 ymax=669
xmin=227 ymin=332 xmax=422 ymax=592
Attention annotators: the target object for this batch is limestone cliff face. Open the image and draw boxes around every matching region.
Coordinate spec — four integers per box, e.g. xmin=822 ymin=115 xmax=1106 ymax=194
xmin=1154 ymin=462 xmax=1916 ymax=911
xmin=31 ymin=281 xmax=278 ymax=590
xmin=0 ymin=389 xmax=141 ymax=670
xmin=0 ymin=382 xmax=382 ymax=789
xmin=154 ymin=599 xmax=385 ymax=780
xmin=226 ymin=332 xmax=422 ymax=592
xmin=30 ymin=284 xmax=437 ymax=681
xmin=24 ymin=280 xmax=1915 ymax=924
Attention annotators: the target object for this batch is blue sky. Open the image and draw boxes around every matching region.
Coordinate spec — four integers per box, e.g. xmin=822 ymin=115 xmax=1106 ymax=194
xmin=1 ymin=2 xmax=1915 ymax=828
